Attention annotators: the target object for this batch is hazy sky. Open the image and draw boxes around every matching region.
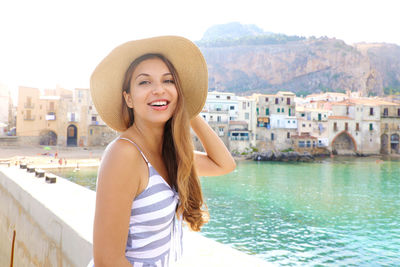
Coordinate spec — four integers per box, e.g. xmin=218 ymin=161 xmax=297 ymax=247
xmin=0 ymin=0 xmax=399 ymax=97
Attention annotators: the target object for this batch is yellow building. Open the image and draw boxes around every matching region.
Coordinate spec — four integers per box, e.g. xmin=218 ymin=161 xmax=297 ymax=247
xmin=16 ymin=86 xmax=117 ymax=147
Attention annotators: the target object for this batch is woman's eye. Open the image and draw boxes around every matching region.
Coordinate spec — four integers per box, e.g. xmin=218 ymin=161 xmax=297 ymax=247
xmin=138 ymin=80 xmax=149 ymax=85
xmin=164 ymin=79 xmax=175 ymax=84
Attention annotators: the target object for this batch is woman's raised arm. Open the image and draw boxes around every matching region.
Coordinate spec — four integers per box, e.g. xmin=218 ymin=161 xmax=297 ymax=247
xmin=191 ymin=114 xmax=236 ymax=177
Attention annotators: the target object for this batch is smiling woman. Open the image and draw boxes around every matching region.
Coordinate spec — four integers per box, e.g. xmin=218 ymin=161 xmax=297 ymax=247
xmin=121 ymin=54 xmax=178 ymax=126
xmin=88 ymin=36 xmax=236 ymax=267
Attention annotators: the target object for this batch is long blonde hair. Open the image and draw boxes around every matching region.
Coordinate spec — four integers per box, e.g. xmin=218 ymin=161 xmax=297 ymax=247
xmin=121 ymin=54 xmax=208 ymax=231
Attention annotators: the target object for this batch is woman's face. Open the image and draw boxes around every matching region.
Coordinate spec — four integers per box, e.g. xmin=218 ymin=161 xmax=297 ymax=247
xmin=124 ymin=57 xmax=178 ymax=125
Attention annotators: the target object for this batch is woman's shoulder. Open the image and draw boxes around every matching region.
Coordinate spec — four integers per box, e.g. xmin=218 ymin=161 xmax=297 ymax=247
xmin=96 ymin=137 xmax=148 ymax=197
xmin=102 ymin=137 xmax=145 ymax=166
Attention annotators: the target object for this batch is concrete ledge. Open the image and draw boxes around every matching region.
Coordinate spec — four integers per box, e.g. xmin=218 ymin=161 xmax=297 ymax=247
xmin=0 ymin=165 xmax=272 ymax=267
xmin=0 ymin=166 xmax=94 ymax=266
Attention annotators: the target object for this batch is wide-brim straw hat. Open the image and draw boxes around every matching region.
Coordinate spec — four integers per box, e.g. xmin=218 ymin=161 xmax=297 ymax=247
xmin=90 ymin=35 xmax=208 ymax=132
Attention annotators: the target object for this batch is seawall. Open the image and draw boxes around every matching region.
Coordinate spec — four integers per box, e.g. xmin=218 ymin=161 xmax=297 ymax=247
xmin=0 ymin=165 xmax=272 ymax=267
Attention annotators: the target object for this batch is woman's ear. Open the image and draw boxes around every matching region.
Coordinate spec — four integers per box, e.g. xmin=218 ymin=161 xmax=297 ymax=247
xmin=123 ymin=91 xmax=134 ymax=108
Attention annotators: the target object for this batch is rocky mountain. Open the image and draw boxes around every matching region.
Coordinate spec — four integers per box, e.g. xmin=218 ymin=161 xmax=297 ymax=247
xmin=197 ymin=23 xmax=400 ymax=96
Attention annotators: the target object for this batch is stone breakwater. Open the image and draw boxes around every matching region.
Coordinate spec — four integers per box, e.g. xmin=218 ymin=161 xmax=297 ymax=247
xmin=252 ymin=151 xmax=329 ymax=162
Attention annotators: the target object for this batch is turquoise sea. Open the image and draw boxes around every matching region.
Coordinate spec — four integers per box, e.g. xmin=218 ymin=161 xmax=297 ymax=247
xmin=50 ymin=156 xmax=400 ymax=266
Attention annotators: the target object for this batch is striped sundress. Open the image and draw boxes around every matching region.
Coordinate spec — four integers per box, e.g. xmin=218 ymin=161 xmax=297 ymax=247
xmin=88 ymin=137 xmax=183 ymax=267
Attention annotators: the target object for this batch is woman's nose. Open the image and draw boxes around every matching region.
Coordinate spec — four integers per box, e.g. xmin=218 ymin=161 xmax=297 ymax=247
xmin=151 ymin=82 xmax=165 ymax=94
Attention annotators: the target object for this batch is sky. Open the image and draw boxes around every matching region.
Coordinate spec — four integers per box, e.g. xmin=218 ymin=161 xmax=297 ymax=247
xmin=0 ymin=0 xmax=399 ymax=101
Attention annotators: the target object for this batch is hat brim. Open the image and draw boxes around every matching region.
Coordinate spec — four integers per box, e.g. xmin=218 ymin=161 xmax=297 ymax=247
xmin=90 ymin=36 xmax=208 ymax=132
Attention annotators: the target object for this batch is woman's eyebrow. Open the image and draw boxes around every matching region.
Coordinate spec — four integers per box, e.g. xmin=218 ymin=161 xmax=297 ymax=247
xmin=135 ymin=73 xmax=150 ymax=80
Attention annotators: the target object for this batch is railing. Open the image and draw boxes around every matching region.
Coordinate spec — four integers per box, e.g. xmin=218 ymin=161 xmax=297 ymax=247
xmin=23 ymin=116 xmax=35 ymax=121
xmin=230 ymin=137 xmax=250 ymax=141
xmin=208 ymin=120 xmax=229 ymax=124
xmin=24 ymin=103 xmax=35 ymax=108
xmin=45 ymin=113 xmax=56 ymax=121
xmin=382 ymin=114 xmax=400 ymax=118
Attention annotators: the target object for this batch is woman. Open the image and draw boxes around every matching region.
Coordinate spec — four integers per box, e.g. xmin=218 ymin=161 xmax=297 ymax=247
xmin=89 ymin=36 xmax=236 ymax=267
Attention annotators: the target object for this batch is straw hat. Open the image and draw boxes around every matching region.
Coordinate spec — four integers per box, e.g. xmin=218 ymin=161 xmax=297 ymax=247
xmin=90 ymin=36 xmax=208 ymax=132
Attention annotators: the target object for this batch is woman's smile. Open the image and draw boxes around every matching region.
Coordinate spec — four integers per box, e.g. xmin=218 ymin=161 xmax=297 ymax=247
xmin=125 ymin=57 xmax=178 ymax=123
xmin=148 ymin=99 xmax=170 ymax=111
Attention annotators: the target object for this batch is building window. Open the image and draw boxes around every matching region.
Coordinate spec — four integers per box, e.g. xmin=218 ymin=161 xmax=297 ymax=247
xmin=277 ymin=108 xmax=280 ymax=113
xmin=345 ymin=122 xmax=348 ymax=131
xmin=385 ymin=123 xmax=389 ymax=130
xmin=383 ymin=108 xmax=389 ymax=117
xmin=287 ymin=132 xmax=290 ymax=139
xmin=298 ymin=141 xmax=305 ymax=148
xmin=275 ymin=98 xmax=279 ymax=104
xmin=301 ymin=113 xmax=305 ymax=117
xmin=302 ymin=124 xmax=306 ymax=127
xmin=287 ymin=98 xmax=291 ymax=105
xmin=306 ymin=141 xmax=311 ymax=147
xmin=266 ymin=108 xmax=269 ymax=115
xmin=398 ymin=108 xmax=400 ymax=117
xmin=369 ymin=123 xmax=373 ymax=131
xmin=356 ymin=123 xmax=360 ymax=131
xmin=216 ymin=95 xmax=220 ymax=98
xmin=217 ymin=116 xmax=221 ymax=122
xmin=265 ymin=97 xmax=269 ymax=102
xmin=370 ymin=107 xmax=374 ymax=116
xmin=282 ymin=108 xmax=285 ymax=113
xmin=230 ymin=106 xmax=234 ymax=110
xmin=242 ymin=102 xmax=246 ymax=109
xmin=90 ymin=129 xmax=93 ymax=135
xmin=271 ymin=133 xmax=275 ymax=141
xmin=49 ymin=102 xmax=55 ymax=111
xmin=227 ymin=96 xmax=231 ymax=100
xmin=334 ymin=122 xmax=338 ymax=131
xmin=256 ymin=107 xmax=259 ymax=115
xmin=202 ymin=115 xmax=206 ymax=119
xmin=245 ymin=113 xmax=249 ymax=120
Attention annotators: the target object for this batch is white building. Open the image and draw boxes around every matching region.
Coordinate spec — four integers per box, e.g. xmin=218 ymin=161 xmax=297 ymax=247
xmin=328 ymin=98 xmax=383 ymax=155
xmin=0 ymin=83 xmax=11 ymax=135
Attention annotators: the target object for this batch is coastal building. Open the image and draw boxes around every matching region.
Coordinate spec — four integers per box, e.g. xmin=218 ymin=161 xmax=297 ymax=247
xmin=16 ymin=86 xmax=116 ymax=147
xmin=328 ymin=98 xmax=390 ymax=155
xmin=296 ymin=106 xmax=332 ymax=147
xmin=197 ymin=91 xmax=239 ymax=150
xmin=304 ymin=92 xmax=349 ymax=103
xmin=233 ymin=96 xmax=257 ymax=149
xmin=255 ymin=91 xmax=297 ymax=151
xmin=0 ymin=84 xmax=12 ymax=136
xmin=380 ymin=102 xmax=400 ymax=154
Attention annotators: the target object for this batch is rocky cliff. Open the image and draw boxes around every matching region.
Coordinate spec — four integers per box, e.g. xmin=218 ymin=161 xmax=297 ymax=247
xmin=197 ymin=25 xmax=400 ymax=96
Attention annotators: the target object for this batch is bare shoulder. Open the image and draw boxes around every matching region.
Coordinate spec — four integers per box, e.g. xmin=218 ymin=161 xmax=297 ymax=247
xmin=97 ymin=139 xmax=147 ymax=199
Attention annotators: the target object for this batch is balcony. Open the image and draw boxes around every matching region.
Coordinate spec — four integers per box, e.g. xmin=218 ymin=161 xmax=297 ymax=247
xmin=230 ymin=137 xmax=250 ymax=141
xmin=24 ymin=116 xmax=36 ymax=121
xmin=24 ymin=103 xmax=35 ymax=109
xmin=46 ymin=113 xmax=56 ymax=121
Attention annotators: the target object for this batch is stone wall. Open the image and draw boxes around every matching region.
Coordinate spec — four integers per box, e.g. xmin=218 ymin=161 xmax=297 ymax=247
xmin=0 ymin=167 xmax=94 ymax=267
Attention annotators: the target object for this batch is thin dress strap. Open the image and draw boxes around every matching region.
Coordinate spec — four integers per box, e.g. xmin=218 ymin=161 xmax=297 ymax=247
xmin=118 ymin=137 xmax=149 ymax=164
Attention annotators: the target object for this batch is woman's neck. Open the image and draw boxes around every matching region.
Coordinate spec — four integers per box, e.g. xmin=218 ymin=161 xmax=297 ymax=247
xmin=131 ymin=120 xmax=165 ymax=155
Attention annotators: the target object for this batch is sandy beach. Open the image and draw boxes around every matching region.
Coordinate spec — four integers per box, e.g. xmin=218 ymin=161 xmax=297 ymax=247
xmin=0 ymin=145 xmax=106 ymax=168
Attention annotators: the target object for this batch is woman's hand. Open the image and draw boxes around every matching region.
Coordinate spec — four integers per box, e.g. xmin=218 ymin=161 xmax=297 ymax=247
xmin=191 ymin=114 xmax=236 ymax=176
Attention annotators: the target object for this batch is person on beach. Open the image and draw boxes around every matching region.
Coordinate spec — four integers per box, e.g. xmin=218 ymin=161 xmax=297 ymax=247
xmin=89 ymin=36 xmax=236 ymax=267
